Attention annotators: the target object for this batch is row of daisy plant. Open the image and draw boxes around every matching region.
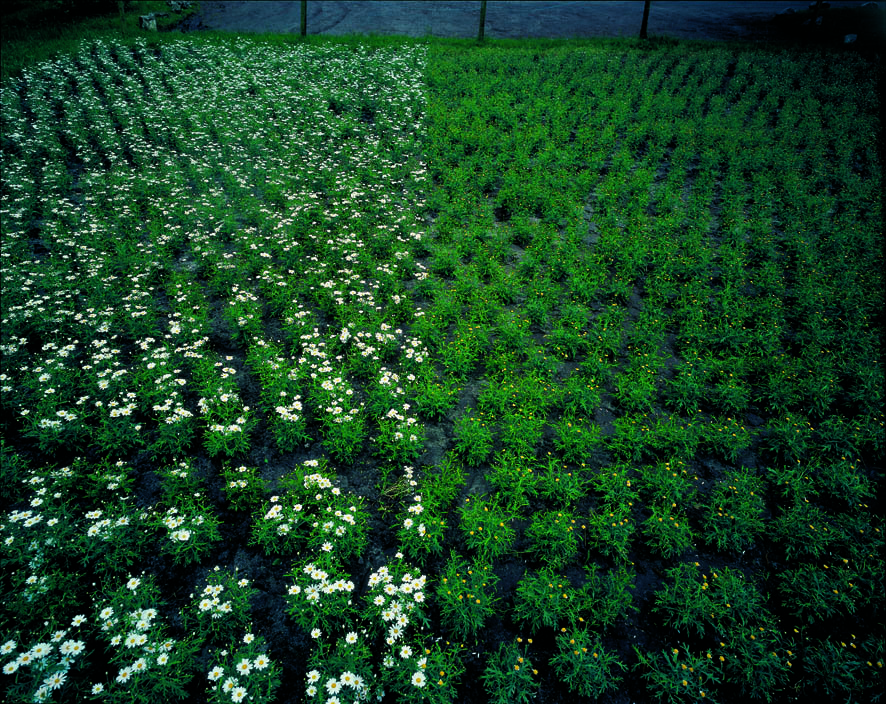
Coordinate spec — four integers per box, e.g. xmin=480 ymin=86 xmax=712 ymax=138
xmin=0 ymin=33 xmax=440 ymax=704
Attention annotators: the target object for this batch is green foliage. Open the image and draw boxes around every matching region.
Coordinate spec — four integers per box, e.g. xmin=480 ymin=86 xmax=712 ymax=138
xmin=551 ymin=629 xmax=626 ymax=700
xmin=654 ymin=563 xmax=770 ymax=638
xmin=512 ymin=566 xmax=583 ymax=633
xmin=526 ymin=510 xmax=581 ymax=570
xmin=552 ymin=415 xmax=602 ymax=464
xmin=643 ymin=502 xmax=694 ymax=560
xmin=458 ymin=495 xmax=516 ymax=561
xmin=436 ymin=554 xmax=499 ymax=641
xmin=184 ymin=569 xmax=258 ymax=646
xmin=701 ymin=467 xmax=766 ymax=553
xmin=481 ymin=641 xmax=539 ymax=704
xmin=453 ymin=411 xmax=494 ymax=466
xmin=634 ymin=644 xmax=722 ymax=704
xmin=221 ymin=464 xmax=268 ymax=512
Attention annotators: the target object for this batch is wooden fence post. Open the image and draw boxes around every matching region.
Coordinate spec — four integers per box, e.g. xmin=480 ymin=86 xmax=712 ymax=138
xmin=639 ymin=0 xmax=651 ymax=39
xmin=479 ymin=0 xmax=487 ymax=41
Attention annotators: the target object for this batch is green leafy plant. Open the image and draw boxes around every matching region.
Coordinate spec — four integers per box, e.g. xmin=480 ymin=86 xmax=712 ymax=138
xmin=459 ymin=495 xmax=516 ymax=561
xmin=551 ymin=629 xmax=626 ymax=700
xmin=512 ymin=566 xmax=582 ymax=633
xmin=526 ymin=510 xmax=581 ymax=570
xmin=453 ymin=412 xmax=494 ymax=467
xmin=642 ymin=502 xmax=694 ymax=560
xmin=481 ymin=640 xmax=539 ymax=704
xmin=206 ymin=633 xmax=281 ymax=704
xmin=552 ymin=415 xmax=602 ymax=464
xmin=150 ymin=495 xmax=222 ymax=566
xmin=634 ymin=644 xmax=722 ymax=704
xmin=220 ymin=465 xmax=267 ymax=512
xmin=184 ymin=569 xmax=257 ymax=646
xmin=701 ymin=467 xmax=766 ymax=553
xmin=436 ymin=554 xmax=499 ymax=641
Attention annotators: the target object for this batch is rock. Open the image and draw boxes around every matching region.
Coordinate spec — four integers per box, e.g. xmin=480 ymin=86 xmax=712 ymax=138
xmin=844 ymin=33 xmax=858 ymax=42
xmin=861 ymin=1 xmax=878 ymax=7
xmin=778 ymin=7 xmax=796 ymax=15
xmin=140 ymin=14 xmax=157 ymax=31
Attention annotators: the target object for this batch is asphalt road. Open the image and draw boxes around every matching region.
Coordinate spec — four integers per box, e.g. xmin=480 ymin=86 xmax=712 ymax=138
xmin=192 ymin=1 xmax=867 ymax=42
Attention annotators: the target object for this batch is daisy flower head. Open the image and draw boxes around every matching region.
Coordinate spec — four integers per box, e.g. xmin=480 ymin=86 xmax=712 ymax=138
xmin=411 ymin=671 xmax=427 ymax=688
xmin=60 ymin=640 xmax=85 ymax=656
xmin=71 ymin=614 xmax=87 ymax=627
xmin=126 ymin=577 xmax=140 ymax=591
xmin=231 ymin=686 xmax=248 ymax=702
xmin=400 ymin=645 xmax=413 ymax=659
xmin=253 ymin=654 xmax=269 ymax=670
xmin=132 ymin=658 xmax=147 ymax=673
xmin=307 ymin=669 xmax=321 ymax=683
xmin=325 ymin=678 xmax=341 ymax=695
xmin=156 ymin=653 xmax=169 ymax=665
xmin=116 ymin=667 xmax=132 ymax=683
xmin=243 ymin=633 xmax=255 ymax=644
xmin=30 ymin=643 xmax=52 ymax=659
xmin=306 ymin=684 xmax=317 ymax=697
xmin=222 ymin=678 xmax=236 ymax=693
xmin=91 ymin=683 xmax=104 ymax=694
xmin=41 ymin=668 xmax=65 ymax=689
xmin=3 ymin=661 xmax=19 ymax=675
xmin=236 ymin=658 xmax=251 ymax=675
xmin=208 ymin=666 xmax=224 ymax=682
xmin=345 ymin=632 xmax=358 ymax=645
xmin=0 ymin=641 xmax=15 ymax=655
xmin=310 ymin=628 xmax=321 ymax=639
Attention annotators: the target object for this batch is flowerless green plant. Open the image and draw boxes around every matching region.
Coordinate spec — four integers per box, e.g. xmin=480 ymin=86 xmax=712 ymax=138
xmin=526 ymin=510 xmax=581 ymax=570
xmin=701 ymin=467 xmax=766 ymax=553
xmin=436 ymin=554 xmax=499 ymax=641
xmin=551 ymin=629 xmax=626 ymax=700
xmin=458 ymin=495 xmax=516 ymax=561
xmin=512 ymin=566 xmax=582 ymax=633
xmin=453 ymin=412 xmax=494 ymax=467
xmin=634 ymin=644 xmax=722 ymax=704
xmin=481 ymin=640 xmax=539 ymax=704
xmin=642 ymin=502 xmax=694 ymax=560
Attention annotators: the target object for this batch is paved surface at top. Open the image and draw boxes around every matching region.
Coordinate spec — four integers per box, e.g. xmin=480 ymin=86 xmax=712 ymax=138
xmin=192 ymin=1 xmax=864 ymax=42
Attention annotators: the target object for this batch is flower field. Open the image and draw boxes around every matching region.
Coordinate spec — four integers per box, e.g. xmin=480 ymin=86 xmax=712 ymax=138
xmin=1 ymin=33 xmax=883 ymax=704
